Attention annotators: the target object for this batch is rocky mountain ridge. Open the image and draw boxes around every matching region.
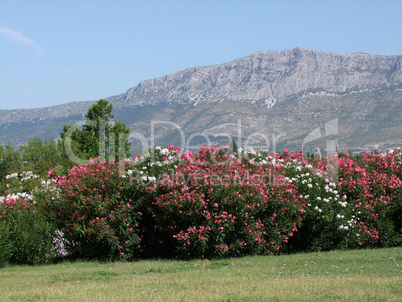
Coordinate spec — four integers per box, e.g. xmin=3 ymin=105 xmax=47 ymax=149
xmin=109 ymin=47 xmax=402 ymax=105
xmin=1 ymin=48 xmax=401 ymax=153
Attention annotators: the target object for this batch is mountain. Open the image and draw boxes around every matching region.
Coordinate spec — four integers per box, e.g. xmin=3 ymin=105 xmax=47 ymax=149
xmin=1 ymin=47 xmax=401 ymax=155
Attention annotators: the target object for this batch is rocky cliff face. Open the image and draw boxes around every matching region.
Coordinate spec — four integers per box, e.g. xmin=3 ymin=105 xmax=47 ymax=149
xmin=111 ymin=47 xmax=402 ymax=106
xmin=1 ymin=48 xmax=401 ymax=153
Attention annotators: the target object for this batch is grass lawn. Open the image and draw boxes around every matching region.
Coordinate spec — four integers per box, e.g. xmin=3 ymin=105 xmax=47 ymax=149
xmin=0 ymin=247 xmax=400 ymax=301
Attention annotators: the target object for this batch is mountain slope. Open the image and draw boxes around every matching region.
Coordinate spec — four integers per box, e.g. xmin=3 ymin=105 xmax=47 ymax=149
xmin=110 ymin=47 xmax=402 ymax=105
xmin=1 ymin=48 xmax=401 ymax=154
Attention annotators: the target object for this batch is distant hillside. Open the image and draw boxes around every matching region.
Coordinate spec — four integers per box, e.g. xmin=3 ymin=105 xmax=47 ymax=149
xmin=1 ymin=48 xmax=401 ymax=154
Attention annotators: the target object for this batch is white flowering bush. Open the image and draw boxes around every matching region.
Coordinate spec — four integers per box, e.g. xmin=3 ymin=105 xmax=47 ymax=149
xmin=0 ymin=171 xmax=40 ymax=204
xmin=240 ymin=149 xmax=401 ymax=252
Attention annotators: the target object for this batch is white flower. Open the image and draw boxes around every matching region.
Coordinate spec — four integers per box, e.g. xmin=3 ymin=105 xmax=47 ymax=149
xmin=317 ymin=197 xmax=322 ymax=200
xmin=314 ymin=206 xmax=322 ymax=212
xmin=6 ymin=173 xmax=18 ymax=180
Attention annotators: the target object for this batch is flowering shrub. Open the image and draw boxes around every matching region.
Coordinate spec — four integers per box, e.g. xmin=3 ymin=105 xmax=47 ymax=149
xmin=247 ymin=149 xmax=402 ymax=251
xmin=0 ymin=171 xmax=59 ymax=265
xmin=0 ymin=146 xmax=400 ymax=264
xmin=0 ymin=171 xmax=40 ymax=204
xmin=264 ymin=151 xmax=347 ymax=251
xmin=49 ymin=159 xmax=144 ymax=260
xmin=151 ymin=146 xmax=304 ymax=258
xmin=0 ymin=198 xmax=56 ymax=265
xmin=336 ymin=152 xmax=402 ymax=247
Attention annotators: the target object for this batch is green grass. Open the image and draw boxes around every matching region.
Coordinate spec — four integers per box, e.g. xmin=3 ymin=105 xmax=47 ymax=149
xmin=0 ymin=248 xmax=400 ymax=301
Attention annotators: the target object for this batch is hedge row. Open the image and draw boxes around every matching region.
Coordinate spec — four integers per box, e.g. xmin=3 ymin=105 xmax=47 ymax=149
xmin=1 ymin=146 xmax=401 ymax=265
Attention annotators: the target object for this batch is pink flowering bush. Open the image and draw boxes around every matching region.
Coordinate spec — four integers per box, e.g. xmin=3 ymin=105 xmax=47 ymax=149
xmin=48 ymin=160 xmax=144 ymax=260
xmin=150 ymin=146 xmax=304 ymax=258
xmin=1 ymin=146 xmax=400 ymax=264
xmin=336 ymin=151 xmax=402 ymax=248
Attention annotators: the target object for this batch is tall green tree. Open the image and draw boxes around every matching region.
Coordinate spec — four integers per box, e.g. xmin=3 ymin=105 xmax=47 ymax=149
xmin=60 ymin=99 xmax=130 ymax=164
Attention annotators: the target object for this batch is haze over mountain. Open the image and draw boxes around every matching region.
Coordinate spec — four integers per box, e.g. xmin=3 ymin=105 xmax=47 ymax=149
xmin=1 ymin=48 xmax=401 ymax=155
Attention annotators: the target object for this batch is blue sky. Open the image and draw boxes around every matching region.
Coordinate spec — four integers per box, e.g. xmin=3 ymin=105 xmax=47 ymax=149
xmin=1 ymin=0 xmax=402 ymax=110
